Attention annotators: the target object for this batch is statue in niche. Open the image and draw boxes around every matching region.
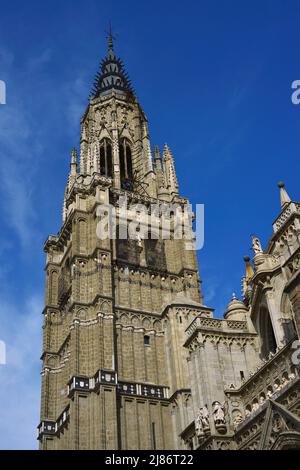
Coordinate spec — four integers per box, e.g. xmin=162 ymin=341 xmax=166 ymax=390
xmin=195 ymin=405 xmax=210 ymax=435
xmin=252 ymin=402 xmax=259 ymax=412
xmin=200 ymin=405 xmax=210 ymax=429
xmin=212 ymin=401 xmax=225 ymax=425
xmin=195 ymin=409 xmax=203 ymax=436
xmin=233 ymin=412 xmax=243 ymax=429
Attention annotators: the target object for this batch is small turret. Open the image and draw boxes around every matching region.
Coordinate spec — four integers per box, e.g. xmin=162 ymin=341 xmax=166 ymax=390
xmin=224 ymin=293 xmax=248 ymax=320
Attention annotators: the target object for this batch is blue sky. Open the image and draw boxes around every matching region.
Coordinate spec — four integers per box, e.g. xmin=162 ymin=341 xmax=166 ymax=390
xmin=0 ymin=0 xmax=300 ymax=449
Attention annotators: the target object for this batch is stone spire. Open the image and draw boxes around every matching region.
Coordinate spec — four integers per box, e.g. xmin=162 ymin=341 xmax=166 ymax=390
xmin=162 ymin=144 xmax=179 ymax=196
xmin=70 ymin=148 xmax=77 ymax=176
xmin=91 ymin=28 xmax=135 ymax=99
xmin=154 ymin=145 xmax=162 ymax=171
xmin=278 ymin=181 xmax=291 ymax=208
xmin=67 ymin=148 xmax=78 ymax=195
xmin=63 ymin=148 xmax=78 ymax=222
xmin=154 ymin=145 xmax=164 ymax=188
xmin=107 ymin=22 xmax=114 ymax=59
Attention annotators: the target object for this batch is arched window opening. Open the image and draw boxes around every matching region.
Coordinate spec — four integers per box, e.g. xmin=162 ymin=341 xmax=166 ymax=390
xmin=258 ymin=306 xmax=277 ymax=360
xmin=280 ymin=293 xmax=297 ymax=342
xmin=99 ymin=139 xmax=112 ymax=177
xmin=119 ymin=139 xmax=133 ymax=190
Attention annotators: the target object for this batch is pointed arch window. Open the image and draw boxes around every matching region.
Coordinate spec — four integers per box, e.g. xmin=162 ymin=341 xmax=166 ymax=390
xmin=258 ymin=306 xmax=277 ymax=360
xmin=99 ymin=138 xmax=112 ymax=177
xmin=119 ymin=139 xmax=133 ymax=190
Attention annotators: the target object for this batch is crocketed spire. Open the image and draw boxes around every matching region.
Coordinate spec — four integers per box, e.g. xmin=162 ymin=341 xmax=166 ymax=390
xmin=91 ymin=27 xmax=135 ymax=99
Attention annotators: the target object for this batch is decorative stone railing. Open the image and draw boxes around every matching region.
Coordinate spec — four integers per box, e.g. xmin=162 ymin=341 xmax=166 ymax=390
xmin=186 ymin=316 xmax=248 ymax=337
xmin=224 ymin=340 xmax=299 ymax=430
xmin=273 ymin=202 xmax=300 ymax=232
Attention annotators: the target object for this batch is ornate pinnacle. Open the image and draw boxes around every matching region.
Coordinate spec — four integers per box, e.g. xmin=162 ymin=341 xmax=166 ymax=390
xmin=71 ymin=148 xmax=77 ymax=164
xmin=278 ymin=181 xmax=291 ymax=208
xmin=70 ymin=148 xmax=77 ymax=176
xmin=154 ymin=145 xmax=162 ymax=166
xmin=243 ymin=256 xmax=254 ymax=279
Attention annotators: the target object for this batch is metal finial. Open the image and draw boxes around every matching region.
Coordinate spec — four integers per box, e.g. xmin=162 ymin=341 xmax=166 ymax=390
xmin=107 ymin=21 xmax=115 ymax=52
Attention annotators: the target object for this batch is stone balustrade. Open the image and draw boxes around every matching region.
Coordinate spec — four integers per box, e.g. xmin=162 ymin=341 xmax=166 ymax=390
xmin=224 ymin=340 xmax=300 ymax=430
xmin=186 ymin=316 xmax=248 ymax=337
xmin=273 ymin=202 xmax=300 ymax=232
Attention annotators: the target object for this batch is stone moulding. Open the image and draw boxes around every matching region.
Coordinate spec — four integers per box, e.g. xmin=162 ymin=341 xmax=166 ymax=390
xmin=38 ymin=404 xmax=70 ymax=440
xmin=66 ymin=369 xmax=169 ymax=401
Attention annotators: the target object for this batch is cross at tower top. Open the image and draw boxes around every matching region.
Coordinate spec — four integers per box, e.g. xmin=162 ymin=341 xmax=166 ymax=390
xmin=107 ymin=22 xmax=116 ymax=55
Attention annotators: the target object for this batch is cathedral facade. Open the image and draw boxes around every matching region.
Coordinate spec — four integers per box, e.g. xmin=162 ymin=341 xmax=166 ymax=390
xmin=38 ymin=36 xmax=300 ymax=450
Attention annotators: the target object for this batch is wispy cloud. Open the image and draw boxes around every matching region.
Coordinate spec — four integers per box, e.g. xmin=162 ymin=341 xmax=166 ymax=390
xmin=0 ymin=48 xmax=41 ymax=248
xmin=27 ymin=48 xmax=52 ymax=72
xmin=63 ymin=76 xmax=88 ymax=134
xmin=0 ymin=44 xmax=89 ymax=450
xmin=0 ymin=295 xmax=43 ymax=450
xmin=0 ymin=45 xmax=87 ymax=249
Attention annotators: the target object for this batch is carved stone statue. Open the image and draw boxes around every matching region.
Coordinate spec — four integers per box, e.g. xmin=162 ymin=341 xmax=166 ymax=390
xmin=252 ymin=236 xmax=263 ymax=254
xmin=289 ymin=372 xmax=296 ymax=381
xmin=274 ymin=382 xmax=280 ymax=392
xmin=195 ymin=406 xmax=210 ymax=435
xmin=195 ymin=409 xmax=203 ymax=436
xmin=281 ymin=377 xmax=288 ymax=389
xmin=200 ymin=405 xmax=210 ymax=429
xmin=233 ymin=412 xmax=243 ymax=429
xmin=259 ymin=395 xmax=265 ymax=405
xmin=136 ymin=232 xmax=143 ymax=249
xmin=252 ymin=402 xmax=259 ymax=412
xmin=212 ymin=401 xmax=225 ymax=425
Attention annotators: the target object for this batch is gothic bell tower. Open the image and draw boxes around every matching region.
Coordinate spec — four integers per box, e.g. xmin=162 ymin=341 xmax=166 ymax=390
xmin=39 ymin=32 xmax=203 ymax=450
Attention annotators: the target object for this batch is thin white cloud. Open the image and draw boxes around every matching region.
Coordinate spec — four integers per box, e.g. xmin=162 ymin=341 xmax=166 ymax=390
xmin=63 ymin=76 xmax=89 ymax=135
xmin=27 ymin=48 xmax=52 ymax=72
xmin=0 ymin=46 xmax=88 ymax=248
xmin=0 ymin=48 xmax=40 ymax=248
xmin=0 ymin=295 xmax=43 ymax=450
xmin=0 ymin=40 xmax=98 ymax=451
